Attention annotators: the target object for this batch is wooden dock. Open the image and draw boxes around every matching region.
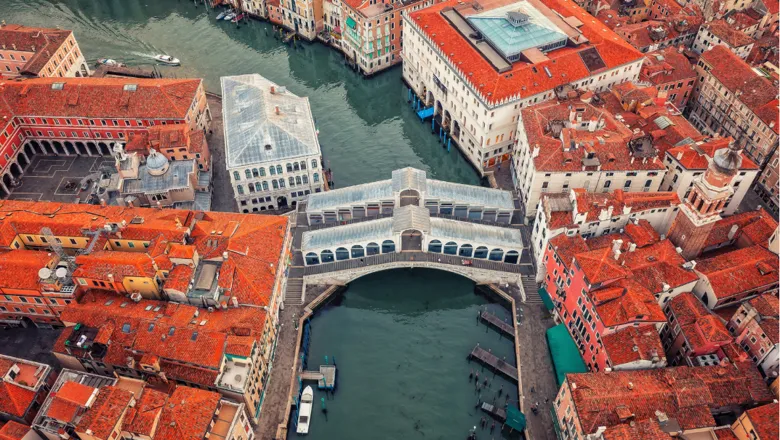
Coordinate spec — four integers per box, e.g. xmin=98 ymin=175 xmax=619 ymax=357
xmin=301 ymin=364 xmax=337 ymax=390
xmin=469 ymin=345 xmax=518 ymax=382
xmin=479 ymin=310 xmax=515 ymax=340
xmin=481 ymin=402 xmax=507 ymax=422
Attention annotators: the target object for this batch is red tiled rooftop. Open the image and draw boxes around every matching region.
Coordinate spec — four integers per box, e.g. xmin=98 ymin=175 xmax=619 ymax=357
xmin=602 ymin=418 xmax=670 ymax=439
xmin=744 ymin=402 xmax=779 ymax=440
xmin=705 ymin=208 xmax=778 ymax=249
xmin=0 ymin=24 xmax=73 ymax=76
xmin=748 ymin=292 xmax=779 ymax=318
xmin=758 ymin=317 xmax=779 ymax=344
xmin=669 ymin=292 xmax=732 ymax=351
xmin=640 ymin=47 xmax=697 ymax=86
xmin=73 ymin=251 xmax=158 ymax=281
xmin=0 ymin=356 xmax=46 ymax=419
xmin=590 ymin=278 xmax=666 ymax=327
xmin=75 ymin=386 xmax=134 ymax=439
xmin=0 ymin=421 xmax=31 ymax=440
xmin=154 ymin=386 xmax=220 ymax=440
xmin=122 ymin=387 xmax=168 ymax=437
xmin=695 ymin=245 xmax=779 ymax=300
xmin=602 ymin=325 xmax=665 ymax=366
xmin=408 ymin=0 xmax=644 ymax=105
xmin=704 ymin=20 xmax=755 ymax=48
xmin=668 ymin=137 xmax=759 ymax=171
xmin=572 ymin=189 xmax=679 ymax=223
xmin=0 ymin=250 xmax=54 ymax=292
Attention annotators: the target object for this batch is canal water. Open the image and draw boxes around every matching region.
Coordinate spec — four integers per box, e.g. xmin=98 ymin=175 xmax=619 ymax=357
xmin=306 ymin=270 xmax=520 ymax=440
xmin=0 ymin=0 xmax=481 ymax=188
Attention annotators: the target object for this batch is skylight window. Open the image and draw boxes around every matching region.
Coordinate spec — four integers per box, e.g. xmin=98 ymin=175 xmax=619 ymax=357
xmin=51 ymin=82 xmax=65 ymax=90
xmin=123 ymin=84 xmax=138 ymax=92
xmin=121 ymin=323 xmax=131 ymax=333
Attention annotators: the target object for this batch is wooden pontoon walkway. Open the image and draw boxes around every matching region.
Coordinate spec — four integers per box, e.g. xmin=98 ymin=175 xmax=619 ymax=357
xmin=481 ymin=402 xmax=507 ymax=422
xmin=301 ymin=364 xmax=337 ymax=390
xmin=479 ymin=310 xmax=515 ymax=340
xmin=469 ymin=345 xmax=518 ymax=382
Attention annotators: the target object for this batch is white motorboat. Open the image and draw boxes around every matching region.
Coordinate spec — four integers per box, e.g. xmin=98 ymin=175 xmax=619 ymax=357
xmin=224 ymin=11 xmax=236 ymax=21
xmin=96 ymin=58 xmax=118 ymax=66
xmin=153 ymin=54 xmax=180 ymax=66
xmin=216 ymin=11 xmax=226 ymax=20
xmin=296 ymin=386 xmax=314 ymax=434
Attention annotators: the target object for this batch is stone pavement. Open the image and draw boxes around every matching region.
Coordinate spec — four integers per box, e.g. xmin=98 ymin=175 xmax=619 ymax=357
xmin=502 ymin=284 xmax=559 ymax=440
xmin=206 ymin=94 xmax=238 ymax=213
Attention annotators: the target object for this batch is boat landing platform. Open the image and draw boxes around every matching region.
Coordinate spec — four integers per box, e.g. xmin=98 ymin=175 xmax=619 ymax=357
xmin=301 ymin=364 xmax=337 ymax=390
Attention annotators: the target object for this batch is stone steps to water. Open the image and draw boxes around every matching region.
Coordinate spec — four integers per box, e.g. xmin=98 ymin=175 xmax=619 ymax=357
xmin=521 ymin=276 xmax=543 ymax=304
xmin=285 ymin=278 xmax=305 ymax=305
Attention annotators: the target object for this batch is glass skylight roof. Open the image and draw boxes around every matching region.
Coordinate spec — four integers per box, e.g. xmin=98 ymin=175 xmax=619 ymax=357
xmin=468 ymin=2 xmax=568 ymax=60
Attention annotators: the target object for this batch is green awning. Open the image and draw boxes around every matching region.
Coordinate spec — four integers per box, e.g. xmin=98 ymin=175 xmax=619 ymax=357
xmin=538 ymin=287 xmax=554 ymax=311
xmin=346 ymin=16 xmax=356 ymax=29
xmin=546 ymin=324 xmax=588 ymax=387
xmin=505 ymin=405 xmax=526 ymax=431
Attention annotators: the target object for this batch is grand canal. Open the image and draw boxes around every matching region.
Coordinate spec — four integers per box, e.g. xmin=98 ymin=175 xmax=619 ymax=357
xmin=0 ymin=0 xmax=481 ymax=188
xmin=0 ymin=2 xmax=519 ymax=438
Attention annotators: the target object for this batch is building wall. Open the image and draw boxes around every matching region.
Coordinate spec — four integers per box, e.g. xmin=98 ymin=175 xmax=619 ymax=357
xmin=692 ymin=26 xmax=754 ymax=59
xmin=0 ymin=33 xmax=89 ymax=79
xmin=754 ymin=149 xmax=779 ymax=216
xmin=692 ymin=272 xmax=777 ymax=309
xmin=229 ymin=156 xmax=326 ymax=212
xmin=554 ymin=380 xmax=586 ymax=440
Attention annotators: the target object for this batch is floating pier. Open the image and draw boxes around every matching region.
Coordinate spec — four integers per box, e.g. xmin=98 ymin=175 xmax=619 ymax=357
xmin=469 ymin=345 xmax=518 ymax=382
xmin=479 ymin=310 xmax=515 ymax=340
xmin=301 ymin=364 xmax=337 ymax=390
xmin=481 ymin=402 xmax=507 ymax=422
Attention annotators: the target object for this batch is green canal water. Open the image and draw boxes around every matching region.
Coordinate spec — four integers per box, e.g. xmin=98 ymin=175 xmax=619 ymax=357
xmin=305 ymin=270 xmax=520 ymax=440
xmin=0 ymin=0 xmax=481 ymax=188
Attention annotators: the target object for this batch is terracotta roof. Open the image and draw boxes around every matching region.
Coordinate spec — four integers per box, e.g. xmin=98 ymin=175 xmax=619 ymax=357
xmin=615 ymin=18 xmax=700 ymax=50
xmin=225 ymin=335 xmax=255 ymax=358
xmin=758 ymin=317 xmax=779 ymax=344
xmin=714 ymin=427 xmax=739 ymax=440
xmin=0 ymin=25 xmax=72 ymax=76
xmin=45 ymin=381 xmax=96 ymax=424
xmin=705 ymin=208 xmax=777 ymax=248
xmin=572 ymin=189 xmax=680 ymax=224
xmin=668 ymin=292 xmax=732 ymax=352
xmin=408 ymin=0 xmax=644 ymax=105
xmin=167 ymin=244 xmax=195 ymax=259
xmin=640 ymin=47 xmax=697 ymax=86
xmin=590 ymin=278 xmax=666 ymax=326
xmin=74 ymin=251 xmax=158 ymax=281
xmin=164 ymin=264 xmax=193 ymax=292
xmin=704 ymin=20 xmax=755 ymax=48
xmin=0 ymin=250 xmax=54 ymax=292
xmin=0 ymin=77 xmax=202 ymax=120
xmin=0 ymin=421 xmax=31 ymax=440
xmin=695 ymin=245 xmax=779 ymax=300
xmin=75 ymin=386 xmax=134 ymax=439
xmin=0 ymin=358 xmax=38 ymax=419
xmin=125 ymin=125 xmax=205 ymax=156
xmin=122 ymin=387 xmax=168 ymax=438
xmin=727 ymin=10 xmax=760 ymax=30
xmin=602 ymin=325 xmax=665 ymax=366
xmin=667 ymin=137 xmax=759 ymax=171
xmin=577 ymin=246 xmax=632 ymax=285
xmin=744 ymin=402 xmax=779 ymax=440
xmin=700 ymin=46 xmax=779 ymax=133
xmin=602 ymin=419 xmax=671 ymax=439
xmin=566 ymin=362 xmax=773 ymax=434
xmin=155 ymin=386 xmax=219 ymax=440
xmin=748 ymin=293 xmax=779 ymax=318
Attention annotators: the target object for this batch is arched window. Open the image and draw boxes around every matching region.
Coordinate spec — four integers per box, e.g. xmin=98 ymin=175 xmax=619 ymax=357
xmin=252 ymin=168 xmax=259 ymax=178
xmin=428 ymin=240 xmax=442 ymax=253
xmin=245 ymin=169 xmax=251 ymax=179
xmin=320 ymin=250 xmax=334 ymax=263
xmin=262 ymin=181 xmax=269 ymax=191
xmin=459 ymin=244 xmax=473 ymax=257
xmin=335 ymin=247 xmax=350 ymax=260
xmin=233 ymin=171 xmax=240 ymax=181
xmin=443 ymin=242 xmax=458 ymax=255
xmin=305 ymin=252 xmax=320 ymax=265
xmin=351 ymin=245 xmax=365 ymax=258
xmin=272 ymin=180 xmax=279 ymax=189
xmin=474 ymin=246 xmax=489 ymax=258
xmin=279 ymin=179 xmax=285 ymax=188
xmin=313 ymin=173 xmax=320 ymax=182
xmin=269 ymin=166 xmax=276 ymax=176
xmin=289 ymin=177 xmax=295 ymax=186
xmin=276 ymin=165 xmax=283 ymax=174
xmin=381 ymin=240 xmax=395 ymax=253
xmin=259 ymin=167 xmax=266 ymax=176
xmin=312 ymin=159 xmax=318 ymax=169
xmin=286 ymin=163 xmax=293 ymax=173
xmin=300 ymin=161 xmax=307 ymax=170
xmin=293 ymin=162 xmax=300 ymax=171
xmin=366 ymin=242 xmax=380 ymax=256
xmin=248 ymin=183 xmax=255 ymax=193
xmin=489 ymin=248 xmax=504 ymax=261
xmin=504 ymin=250 xmax=519 ymax=264
xmin=296 ymin=176 xmax=302 ymax=185
xmin=302 ymin=175 xmax=309 ymax=184
xmin=237 ymin=185 xmax=244 ymax=195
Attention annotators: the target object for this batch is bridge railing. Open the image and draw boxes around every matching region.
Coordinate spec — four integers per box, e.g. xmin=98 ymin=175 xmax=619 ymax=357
xmin=303 ymin=250 xmax=531 ymax=276
xmin=306 ymin=211 xmax=521 ymax=231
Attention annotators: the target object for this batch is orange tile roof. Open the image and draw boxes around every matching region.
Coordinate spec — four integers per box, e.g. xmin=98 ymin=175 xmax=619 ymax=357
xmin=122 ymin=387 xmax=168 ymax=438
xmin=0 ymin=358 xmax=39 ymax=419
xmin=668 ymin=292 xmax=732 ymax=352
xmin=0 ymin=77 xmax=202 ymax=120
xmin=744 ymin=402 xmax=779 ymax=439
xmin=75 ymin=386 xmax=134 ymax=439
xmin=167 ymin=244 xmax=195 ymax=259
xmin=695 ymin=245 xmax=779 ymax=300
xmin=164 ymin=264 xmax=193 ymax=292
xmin=408 ymin=0 xmax=644 ymax=105
xmin=73 ymin=251 xmax=158 ymax=281
xmin=620 ymin=238 xmax=698 ymax=292
xmin=590 ymin=279 xmax=666 ymax=326
xmin=667 ymin=138 xmax=759 ymax=171
xmin=45 ymin=381 xmax=96 ymax=424
xmin=56 ymin=382 xmax=95 ymax=407
xmin=748 ymin=293 xmax=779 ymax=318
xmin=225 ymin=335 xmax=255 ymax=358
xmin=602 ymin=419 xmax=671 ymax=439
xmin=573 ymin=189 xmax=680 ymax=224
xmin=700 ymin=46 xmax=779 ymax=133
xmin=602 ymin=325 xmax=665 ymax=366
xmin=154 ymin=386 xmax=220 ymax=440
xmin=0 ymin=250 xmax=54 ymax=292
xmin=640 ymin=47 xmax=697 ymax=86
xmin=705 ymin=208 xmax=778 ymax=249
xmin=566 ymin=362 xmax=773 ymax=434
xmin=0 ymin=25 xmax=72 ymax=76
xmin=0 ymin=421 xmax=31 ymax=440
xmin=705 ymin=20 xmax=755 ymax=48
xmin=577 ymin=245 xmax=631 ymax=285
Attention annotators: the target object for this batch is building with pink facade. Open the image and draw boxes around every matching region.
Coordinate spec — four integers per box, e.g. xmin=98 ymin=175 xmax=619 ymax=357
xmin=659 ymin=292 xmax=733 ymax=366
xmin=727 ymin=293 xmax=780 ymax=381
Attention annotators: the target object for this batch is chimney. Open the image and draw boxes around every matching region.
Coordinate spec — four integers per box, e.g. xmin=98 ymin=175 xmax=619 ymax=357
xmin=274 ymin=106 xmax=280 ymax=115
xmin=612 ymin=239 xmax=623 ymax=254
xmin=100 ymin=198 xmax=107 ymax=206
xmin=728 ymin=224 xmax=740 ymax=241
xmin=627 ymin=382 xmax=634 ymax=390
xmin=222 ymin=251 xmax=229 ymax=260
xmin=270 ymin=86 xmax=276 ymax=94
xmin=628 ymin=242 xmax=637 ymax=252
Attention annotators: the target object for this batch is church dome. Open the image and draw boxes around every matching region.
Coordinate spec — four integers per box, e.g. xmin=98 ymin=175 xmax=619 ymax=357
xmin=146 ymin=148 xmax=169 ymax=176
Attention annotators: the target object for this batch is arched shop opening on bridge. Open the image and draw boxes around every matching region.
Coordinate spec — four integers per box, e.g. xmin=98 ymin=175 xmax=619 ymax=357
xmin=301 ymin=205 xmax=524 ymax=266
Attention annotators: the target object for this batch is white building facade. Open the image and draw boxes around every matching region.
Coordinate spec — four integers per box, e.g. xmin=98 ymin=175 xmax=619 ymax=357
xmin=221 ymin=74 xmax=326 ymax=212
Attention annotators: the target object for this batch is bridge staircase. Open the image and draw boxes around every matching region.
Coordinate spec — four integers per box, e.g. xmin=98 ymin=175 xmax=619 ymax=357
xmin=284 ymin=277 xmax=305 ymax=306
xmin=521 ymin=276 xmax=543 ymax=305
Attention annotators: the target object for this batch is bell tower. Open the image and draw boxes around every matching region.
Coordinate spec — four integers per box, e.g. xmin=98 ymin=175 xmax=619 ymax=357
xmin=668 ymin=139 xmax=741 ymax=259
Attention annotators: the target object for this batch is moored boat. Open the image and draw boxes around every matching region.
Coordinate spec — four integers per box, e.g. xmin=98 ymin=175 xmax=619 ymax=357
xmin=216 ymin=11 xmax=226 ymax=20
xmin=296 ymin=386 xmax=314 ymax=434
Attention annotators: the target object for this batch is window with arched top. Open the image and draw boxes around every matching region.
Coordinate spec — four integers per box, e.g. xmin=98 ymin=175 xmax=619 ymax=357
xmin=504 ymin=250 xmax=519 ymax=264
xmin=259 ymin=167 xmax=266 ymax=176
xmin=302 ymin=175 xmax=309 ymax=184
xmin=312 ymin=159 xmax=318 ymax=168
xmin=320 ymin=250 xmax=334 ymax=263
xmin=289 ymin=177 xmax=295 ymax=186
xmin=300 ymin=160 xmax=307 ymax=170
xmin=366 ymin=242 xmax=380 ymax=256
xmin=381 ymin=240 xmax=395 ymax=253
xmin=276 ymin=165 xmax=283 ymax=174
xmin=313 ymin=173 xmax=320 ymax=182
xmin=474 ymin=246 xmax=489 ymax=259
xmin=237 ymin=185 xmax=244 ymax=195
xmin=245 ymin=169 xmax=251 ymax=179
xmin=233 ymin=171 xmax=240 ymax=181
xmin=305 ymin=252 xmax=320 ymax=265
xmin=351 ymin=245 xmax=365 ymax=258
xmin=272 ymin=180 xmax=279 ymax=189
xmin=296 ymin=176 xmax=302 ymax=185
xmin=262 ymin=181 xmax=269 ymax=191
xmin=428 ymin=240 xmax=442 ymax=253
xmin=489 ymin=248 xmax=504 ymax=262
xmin=279 ymin=179 xmax=285 ymax=188
xmin=443 ymin=241 xmax=458 ymax=255
xmin=252 ymin=168 xmax=259 ymax=178
xmin=286 ymin=163 xmax=293 ymax=173
xmin=293 ymin=162 xmax=300 ymax=171
xmin=335 ymin=247 xmax=350 ymax=260
xmin=269 ymin=166 xmax=276 ymax=176
xmin=459 ymin=244 xmax=473 ymax=257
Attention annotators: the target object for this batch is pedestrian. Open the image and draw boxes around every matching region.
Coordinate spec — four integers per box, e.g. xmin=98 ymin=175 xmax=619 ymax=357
xmin=530 ymin=386 xmax=535 ymax=393
xmin=483 ymin=378 xmax=488 ymax=386
xmin=490 ymin=422 xmax=495 ymax=433
xmin=469 ymin=369 xmax=474 ymax=380
xmin=545 ymin=397 xmax=550 ymax=404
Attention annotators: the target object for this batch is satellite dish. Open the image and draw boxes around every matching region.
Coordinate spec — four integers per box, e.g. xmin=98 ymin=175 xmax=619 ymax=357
xmin=55 ymin=267 xmax=68 ymax=278
xmin=38 ymin=268 xmax=52 ymax=279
